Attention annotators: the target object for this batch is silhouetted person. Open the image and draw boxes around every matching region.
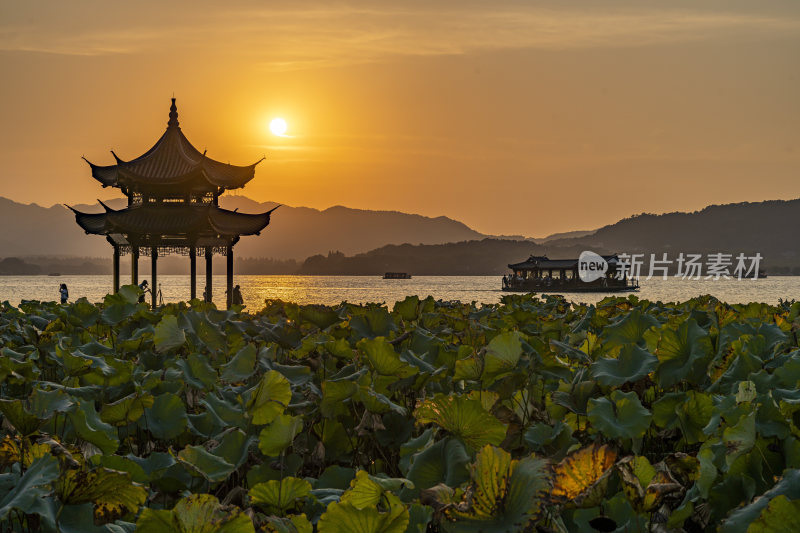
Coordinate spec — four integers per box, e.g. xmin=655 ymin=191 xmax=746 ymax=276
xmin=138 ymin=280 xmax=149 ymax=303
xmin=59 ymin=283 xmax=69 ymax=304
xmin=232 ymin=284 xmax=244 ymax=306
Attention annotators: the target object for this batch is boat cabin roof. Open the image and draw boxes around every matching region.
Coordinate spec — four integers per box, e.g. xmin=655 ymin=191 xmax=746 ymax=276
xmin=508 ymin=254 xmax=620 ymax=270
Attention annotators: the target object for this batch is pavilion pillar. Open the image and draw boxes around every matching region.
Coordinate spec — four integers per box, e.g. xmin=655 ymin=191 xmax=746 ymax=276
xmin=226 ymin=245 xmax=233 ymax=309
xmin=189 ymin=246 xmax=197 ymax=300
xmin=112 ymin=245 xmax=120 ymax=293
xmin=151 ymin=247 xmax=158 ymax=309
xmin=131 ymin=246 xmax=139 ymax=285
xmin=205 ymin=247 xmax=213 ymax=303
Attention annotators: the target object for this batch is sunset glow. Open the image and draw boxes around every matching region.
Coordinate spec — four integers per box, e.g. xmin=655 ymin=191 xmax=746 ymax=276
xmin=0 ymin=2 xmax=798 ymax=237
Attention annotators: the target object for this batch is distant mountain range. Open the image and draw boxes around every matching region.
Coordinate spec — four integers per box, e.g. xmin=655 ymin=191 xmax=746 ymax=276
xmin=0 ymin=196 xmax=797 ymax=276
xmin=0 ymin=195 xmax=545 ymax=260
xmin=296 ymin=199 xmax=800 ymax=275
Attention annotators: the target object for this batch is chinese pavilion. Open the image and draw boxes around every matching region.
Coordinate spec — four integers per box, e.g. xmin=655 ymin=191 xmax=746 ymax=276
xmin=69 ymin=98 xmax=276 ymax=309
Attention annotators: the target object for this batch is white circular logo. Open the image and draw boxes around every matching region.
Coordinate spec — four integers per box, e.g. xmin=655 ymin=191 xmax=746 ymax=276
xmin=578 ymin=251 xmax=608 ymax=282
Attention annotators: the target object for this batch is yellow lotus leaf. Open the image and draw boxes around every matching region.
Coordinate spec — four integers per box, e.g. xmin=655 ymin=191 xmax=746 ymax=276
xmin=550 ymin=443 xmax=617 ymax=506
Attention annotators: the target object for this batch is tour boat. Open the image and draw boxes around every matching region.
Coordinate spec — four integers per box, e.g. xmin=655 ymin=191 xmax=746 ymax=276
xmin=502 ymin=254 xmax=639 ymax=293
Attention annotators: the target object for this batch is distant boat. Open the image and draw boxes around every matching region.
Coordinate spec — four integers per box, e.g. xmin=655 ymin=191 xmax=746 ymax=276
xmin=48 ymin=273 xmax=61 ymax=277
xmin=384 ymin=272 xmax=412 ymax=279
xmin=502 ymin=254 xmax=639 ymax=293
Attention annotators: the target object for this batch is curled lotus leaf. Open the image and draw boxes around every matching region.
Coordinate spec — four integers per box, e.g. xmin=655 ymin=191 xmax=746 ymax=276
xmin=550 ymin=443 xmax=617 ymax=507
xmin=136 ymin=493 xmax=255 ymax=533
xmin=442 ymin=445 xmax=549 ymax=532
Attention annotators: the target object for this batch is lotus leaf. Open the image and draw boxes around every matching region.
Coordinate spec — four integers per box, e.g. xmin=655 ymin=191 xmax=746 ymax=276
xmin=0 ymin=453 xmax=59 ymax=521
xmin=69 ymin=400 xmax=119 ymax=454
xmin=317 ymin=494 xmax=408 ymax=533
xmin=178 ymin=445 xmax=236 ymax=483
xmin=358 ymin=337 xmax=417 ymax=378
xmin=405 ymin=437 xmax=470 ymax=494
xmin=414 ymin=394 xmax=507 ymax=450
xmin=551 ymin=443 xmax=617 ymax=507
xmin=588 ymin=390 xmax=652 ymax=440
xmin=221 ymin=343 xmax=257 ymax=382
xmin=258 ymin=413 xmax=303 ymax=456
xmin=57 ymin=466 xmax=147 ymax=521
xmin=590 ymin=344 xmax=657 ymax=387
xmin=137 ymin=493 xmax=255 ymax=533
xmin=250 ymin=477 xmax=312 ymax=513
xmin=145 ymin=392 xmax=188 ymax=440
xmin=154 ymin=314 xmax=186 ymax=352
xmin=443 ymin=445 xmax=549 ymax=532
xmin=246 ymin=370 xmax=292 ymax=425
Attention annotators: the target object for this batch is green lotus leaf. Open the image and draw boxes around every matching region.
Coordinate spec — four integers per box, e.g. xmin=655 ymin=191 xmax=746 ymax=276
xmin=177 ymin=352 xmax=219 ymax=391
xmin=653 ymin=319 xmax=713 ymax=388
xmin=443 ymin=445 xmax=550 ymax=532
xmin=602 ymin=309 xmax=659 ymax=346
xmin=300 ymin=305 xmax=342 ymax=330
xmin=590 ymin=344 xmax=657 ymax=387
xmin=652 ymin=390 xmax=714 ymax=444
xmin=340 ymin=470 xmax=385 ymax=510
xmin=317 ymin=496 xmax=408 ymax=533
xmin=407 ymin=503 xmax=434 ymax=533
xmin=68 ymin=400 xmax=119 ymax=454
xmin=414 ymin=394 xmax=507 ymax=450
xmin=745 ymin=495 xmax=800 ymax=532
xmin=394 ymin=296 xmax=420 ymax=322
xmin=246 ymin=370 xmax=292 ymax=425
xmin=587 ymin=390 xmax=652 ymax=440
xmin=0 ymin=398 xmax=45 ymax=436
xmin=321 ymin=380 xmax=359 ymax=418
xmin=723 ymin=412 xmax=756 ymax=468
xmin=481 ymin=331 xmax=524 ymax=381
xmin=180 ymin=310 xmax=227 ymax=352
xmin=154 ymin=314 xmax=187 ymax=352
xmin=358 ymin=337 xmax=418 ymax=378
xmin=137 ymin=493 xmax=255 ymax=533
xmin=721 ymin=470 xmax=800 ymax=533
xmin=262 ymin=514 xmax=313 ymax=533
xmin=144 ymin=392 xmax=188 ymax=440
xmin=210 ymin=429 xmax=253 ymax=470
xmin=101 ymin=285 xmax=143 ymax=324
xmin=100 ymin=392 xmax=154 ymax=426
xmin=178 ymin=445 xmax=236 ymax=483
xmin=30 ymin=387 xmax=75 ymax=419
xmin=404 ymin=437 xmax=470 ymax=495
xmin=0 ymin=454 xmax=59 ymax=521
xmin=250 ymin=477 xmax=312 ymax=514
xmin=348 ymin=307 xmax=397 ymax=339
xmin=221 ymin=344 xmax=257 ymax=382
xmin=258 ymin=413 xmax=303 ymax=457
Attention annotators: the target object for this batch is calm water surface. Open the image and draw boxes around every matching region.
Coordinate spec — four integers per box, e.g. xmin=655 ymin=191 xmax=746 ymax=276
xmin=0 ymin=275 xmax=798 ymax=309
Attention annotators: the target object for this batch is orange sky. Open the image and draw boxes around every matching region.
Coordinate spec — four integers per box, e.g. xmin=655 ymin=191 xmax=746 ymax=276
xmin=0 ymin=1 xmax=798 ymax=237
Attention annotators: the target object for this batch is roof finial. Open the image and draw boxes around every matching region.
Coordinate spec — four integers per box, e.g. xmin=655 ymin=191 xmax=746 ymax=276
xmin=168 ymin=97 xmax=179 ymax=129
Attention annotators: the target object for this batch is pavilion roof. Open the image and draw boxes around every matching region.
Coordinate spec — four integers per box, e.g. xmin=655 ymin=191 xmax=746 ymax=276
xmin=68 ymin=202 xmax=277 ymax=239
xmin=84 ymin=99 xmax=263 ymax=194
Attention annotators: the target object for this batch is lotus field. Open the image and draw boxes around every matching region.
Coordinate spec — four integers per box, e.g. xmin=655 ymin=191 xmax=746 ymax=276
xmin=0 ymin=286 xmax=799 ymax=532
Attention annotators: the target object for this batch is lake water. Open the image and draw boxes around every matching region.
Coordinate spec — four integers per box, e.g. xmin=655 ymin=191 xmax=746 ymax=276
xmin=0 ymin=275 xmax=797 ymax=309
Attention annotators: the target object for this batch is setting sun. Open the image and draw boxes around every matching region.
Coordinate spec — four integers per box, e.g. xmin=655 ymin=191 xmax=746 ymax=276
xmin=269 ymin=117 xmax=288 ymax=136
